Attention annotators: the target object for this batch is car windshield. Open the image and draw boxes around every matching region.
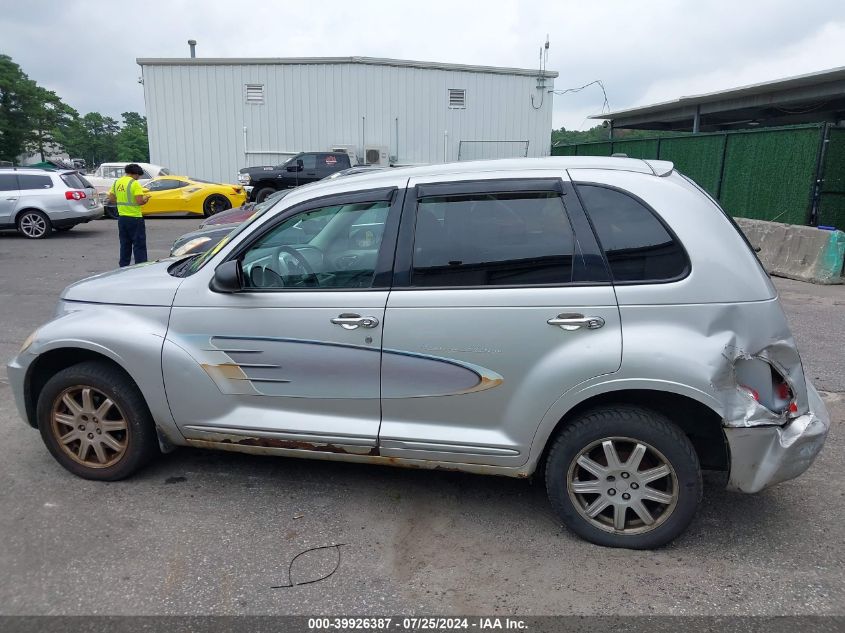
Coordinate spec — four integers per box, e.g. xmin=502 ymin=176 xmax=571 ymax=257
xmin=176 ymin=200 xmax=277 ymax=277
xmin=276 ymin=155 xmax=298 ymax=168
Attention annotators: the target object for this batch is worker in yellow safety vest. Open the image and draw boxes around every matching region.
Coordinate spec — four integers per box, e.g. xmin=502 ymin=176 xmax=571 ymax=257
xmin=107 ymin=163 xmax=151 ymax=267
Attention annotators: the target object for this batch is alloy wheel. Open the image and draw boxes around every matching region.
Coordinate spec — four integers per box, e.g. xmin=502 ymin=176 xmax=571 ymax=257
xmin=19 ymin=212 xmax=48 ymax=238
xmin=567 ymin=436 xmax=678 ymax=535
xmin=50 ymin=386 xmax=130 ymax=468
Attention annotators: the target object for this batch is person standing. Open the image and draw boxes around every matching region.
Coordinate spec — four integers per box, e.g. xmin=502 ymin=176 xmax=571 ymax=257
xmin=108 ymin=164 xmax=151 ymax=267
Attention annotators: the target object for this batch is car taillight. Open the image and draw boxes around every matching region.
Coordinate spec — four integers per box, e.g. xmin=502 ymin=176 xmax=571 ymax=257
xmin=65 ymin=190 xmax=87 ymax=200
xmin=739 ymin=385 xmax=760 ymax=401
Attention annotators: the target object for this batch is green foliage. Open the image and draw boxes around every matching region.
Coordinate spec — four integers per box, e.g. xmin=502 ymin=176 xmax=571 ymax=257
xmin=0 ymin=54 xmax=149 ymax=166
xmin=0 ymin=54 xmax=39 ymax=162
xmin=117 ymin=112 xmax=149 ymax=162
xmin=551 ymin=124 xmax=682 ymax=147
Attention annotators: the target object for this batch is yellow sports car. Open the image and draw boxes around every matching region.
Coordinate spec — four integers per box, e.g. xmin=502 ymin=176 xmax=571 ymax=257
xmin=140 ymin=176 xmax=247 ymax=217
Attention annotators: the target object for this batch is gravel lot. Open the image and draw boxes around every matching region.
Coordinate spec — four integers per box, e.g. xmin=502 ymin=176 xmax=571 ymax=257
xmin=0 ymin=218 xmax=843 ymax=616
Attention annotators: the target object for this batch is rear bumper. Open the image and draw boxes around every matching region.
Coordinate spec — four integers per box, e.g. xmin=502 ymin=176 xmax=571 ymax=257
xmin=725 ymin=383 xmax=830 ymax=493
xmin=51 ymin=204 xmax=104 ymax=227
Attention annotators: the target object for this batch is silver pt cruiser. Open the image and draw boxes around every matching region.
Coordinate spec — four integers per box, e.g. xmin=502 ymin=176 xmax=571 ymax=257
xmin=7 ymin=157 xmax=829 ymax=548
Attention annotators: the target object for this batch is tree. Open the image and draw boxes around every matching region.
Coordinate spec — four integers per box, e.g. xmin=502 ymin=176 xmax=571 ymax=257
xmin=551 ymin=124 xmax=684 ymax=147
xmin=117 ymin=112 xmax=149 ymax=162
xmin=0 ymin=54 xmax=39 ymax=162
xmin=1 ymin=54 xmax=150 ymax=166
xmin=26 ymin=87 xmax=77 ymax=161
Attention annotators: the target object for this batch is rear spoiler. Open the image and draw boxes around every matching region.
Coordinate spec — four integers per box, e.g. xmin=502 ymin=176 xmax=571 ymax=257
xmin=643 ymin=159 xmax=674 ymax=177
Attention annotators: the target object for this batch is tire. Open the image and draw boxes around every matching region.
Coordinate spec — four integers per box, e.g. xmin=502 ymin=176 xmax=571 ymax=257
xmin=36 ymin=361 xmax=159 ymax=481
xmin=105 ymin=205 xmax=119 ymax=220
xmin=16 ymin=209 xmax=52 ymax=239
xmin=253 ymin=187 xmax=275 ymax=204
xmin=202 ymin=194 xmax=231 ymax=217
xmin=545 ymin=405 xmax=702 ymax=549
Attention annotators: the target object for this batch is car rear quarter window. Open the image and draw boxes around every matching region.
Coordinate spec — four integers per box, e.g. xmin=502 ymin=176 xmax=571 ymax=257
xmin=61 ymin=173 xmax=85 ymax=189
xmin=411 ymin=192 xmax=575 ymax=287
xmin=576 ymin=184 xmax=688 ymax=283
xmin=18 ymin=174 xmax=53 ymax=190
xmin=0 ymin=174 xmax=18 ymax=191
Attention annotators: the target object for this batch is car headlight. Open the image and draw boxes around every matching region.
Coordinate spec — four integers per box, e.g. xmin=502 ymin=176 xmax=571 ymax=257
xmin=19 ymin=329 xmax=38 ymax=354
xmin=238 ymin=173 xmax=250 ymax=184
xmin=171 ymin=237 xmax=212 ymax=257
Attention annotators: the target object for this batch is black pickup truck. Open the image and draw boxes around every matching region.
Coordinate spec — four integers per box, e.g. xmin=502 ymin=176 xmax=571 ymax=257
xmin=238 ymin=152 xmax=352 ymax=202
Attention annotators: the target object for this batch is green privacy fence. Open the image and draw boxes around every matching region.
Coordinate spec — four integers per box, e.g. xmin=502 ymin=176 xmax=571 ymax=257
xmin=820 ymin=127 xmax=845 ymax=229
xmin=552 ymin=124 xmax=845 ymax=228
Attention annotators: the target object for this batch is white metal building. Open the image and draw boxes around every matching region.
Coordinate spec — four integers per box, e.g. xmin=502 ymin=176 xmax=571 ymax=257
xmin=137 ymin=56 xmax=557 ymax=183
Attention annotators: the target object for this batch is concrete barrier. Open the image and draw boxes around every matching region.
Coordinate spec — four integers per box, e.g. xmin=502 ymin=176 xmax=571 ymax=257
xmin=735 ymin=218 xmax=845 ymax=285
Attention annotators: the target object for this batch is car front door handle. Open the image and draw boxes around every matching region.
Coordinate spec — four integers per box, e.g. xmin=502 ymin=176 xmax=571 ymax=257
xmin=547 ymin=313 xmax=606 ymax=331
xmin=331 ymin=313 xmax=380 ymax=330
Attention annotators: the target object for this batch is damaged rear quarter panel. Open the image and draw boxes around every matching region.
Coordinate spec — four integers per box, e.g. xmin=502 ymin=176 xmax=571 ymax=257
xmin=614 ymin=298 xmax=805 ymax=428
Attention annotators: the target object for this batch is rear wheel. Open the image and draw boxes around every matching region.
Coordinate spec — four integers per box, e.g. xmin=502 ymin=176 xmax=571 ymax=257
xmin=203 ymin=194 xmax=231 ymax=217
xmin=36 ymin=361 xmax=159 ymax=480
xmin=17 ymin=209 xmax=51 ymax=239
xmin=253 ymin=187 xmax=275 ymax=204
xmin=545 ymin=405 xmax=702 ymax=549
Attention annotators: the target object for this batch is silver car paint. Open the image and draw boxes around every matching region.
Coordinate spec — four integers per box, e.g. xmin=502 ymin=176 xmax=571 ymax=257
xmin=62 ymin=259 xmax=183 ymax=307
xmin=6 ymin=157 xmax=830 ymax=491
xmin=0 ymin=170 xmax=103 ymax=227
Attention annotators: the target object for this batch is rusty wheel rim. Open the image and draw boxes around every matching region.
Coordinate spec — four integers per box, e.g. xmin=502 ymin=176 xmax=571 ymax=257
xmin=50 ymin=386 xmax=129 ymax=468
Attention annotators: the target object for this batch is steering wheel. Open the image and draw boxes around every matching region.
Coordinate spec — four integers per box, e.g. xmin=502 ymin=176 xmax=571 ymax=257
xmin=270 ymin=245 xmax=320 ymax=287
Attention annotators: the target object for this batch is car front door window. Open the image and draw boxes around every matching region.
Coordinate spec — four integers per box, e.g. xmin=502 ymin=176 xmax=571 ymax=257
xmin=241 ymin=201 xmax=390 ymax=290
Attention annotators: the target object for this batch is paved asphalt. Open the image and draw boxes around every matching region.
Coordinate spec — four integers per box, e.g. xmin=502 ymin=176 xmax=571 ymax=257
xmin=0 ymin=218 xmax=843 ymax=616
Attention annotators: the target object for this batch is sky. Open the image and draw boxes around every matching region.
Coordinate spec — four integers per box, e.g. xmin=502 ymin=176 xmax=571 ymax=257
xmin=2 ymin=0 xmax=845 ymax=131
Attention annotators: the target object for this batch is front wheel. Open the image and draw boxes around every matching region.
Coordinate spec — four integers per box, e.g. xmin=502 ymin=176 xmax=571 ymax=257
xmin=36 ymin=361 xmax=159 ymax=480
xmin=545 ymin=406 xmax=702 ymax=549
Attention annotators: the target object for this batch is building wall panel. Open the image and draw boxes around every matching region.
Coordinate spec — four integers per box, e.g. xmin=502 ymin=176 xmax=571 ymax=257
xmin=142 ymin=60 xmax=554 ymax=183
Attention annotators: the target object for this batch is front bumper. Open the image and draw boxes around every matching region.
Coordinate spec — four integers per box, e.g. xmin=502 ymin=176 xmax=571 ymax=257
xmin=725 ymin=383 xmax=830 ymax=493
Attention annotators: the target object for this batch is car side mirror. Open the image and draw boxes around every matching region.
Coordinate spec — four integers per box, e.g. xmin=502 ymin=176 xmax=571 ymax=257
xmin=210 ymin=260 xmax=243 ymax=293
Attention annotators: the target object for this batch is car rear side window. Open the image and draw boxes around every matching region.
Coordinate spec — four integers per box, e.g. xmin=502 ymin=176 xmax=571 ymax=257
xmin=18 ymin=174 xmax=53 ymax=190
xmin=411 ymin=192 xmax=575 ymax=287
xmin=61 ymin=173 xmax=85 ymax=189
xmin=576 ymin=184 xmax=688 ymax=283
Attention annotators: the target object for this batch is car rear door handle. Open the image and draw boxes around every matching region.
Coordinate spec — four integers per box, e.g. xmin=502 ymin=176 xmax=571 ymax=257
xmin=547 ymin=313 xmax=605 ymax=331
xmin=331 ymin=313 xmax=380 ymax=330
